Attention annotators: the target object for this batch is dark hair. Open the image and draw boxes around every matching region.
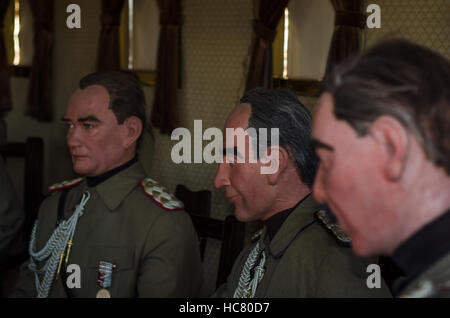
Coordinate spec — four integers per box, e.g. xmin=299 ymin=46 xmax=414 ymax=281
xmin=79 ymin=71 xmax=150 ymax=148
xmin=240 ymin=87 xmax=318 ymax=188
xmin=322 ymin=39 xmax=450 ymax=175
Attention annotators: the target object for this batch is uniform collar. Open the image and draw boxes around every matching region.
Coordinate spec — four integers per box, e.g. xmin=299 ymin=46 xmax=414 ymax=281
xmin=264 ymin=206 xmax=295 ymax=242
xmin=391 ymin=209 xmax=450 ymax=295
xmin=86 ymin=155 xmax=138 ymax=187
xmin=88 ymin=160 xmax=147 ymax=211
xmin=264 ymin=194 xmax=319 ymax=258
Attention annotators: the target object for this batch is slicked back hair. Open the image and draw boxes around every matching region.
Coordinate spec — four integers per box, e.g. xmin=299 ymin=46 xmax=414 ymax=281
xmin=241 ymin=87 xmax=318 ymax=188
xmin=322 ymin=39 xmax=450 ymax=175
xmin=78 ymin=71 xmax=150 ymax=148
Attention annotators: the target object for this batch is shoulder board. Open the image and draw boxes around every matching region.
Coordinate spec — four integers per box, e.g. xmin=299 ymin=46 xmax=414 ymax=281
xmin=399 ymin=280 xmax=435 ymax=298
xmin=400 ymin=279 xmax=450 ymax=298
xmin=315 ymin=209 xmax=351 ymax=247
xmin=251 ymin=228 xmax=264 ymax=243
xmin=140 ymin=177 xmax=184 ymax=211
xmin=48 ymin=177 xmax=83 ymax=193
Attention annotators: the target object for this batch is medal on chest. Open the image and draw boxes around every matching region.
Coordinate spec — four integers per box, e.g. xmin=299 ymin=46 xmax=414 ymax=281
xmin=96 ymin=261 xmax=115 ymax=298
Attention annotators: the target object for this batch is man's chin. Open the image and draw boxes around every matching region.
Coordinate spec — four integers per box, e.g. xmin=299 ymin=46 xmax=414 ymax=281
xmin=233 ymin=207 xmax=256 ymax=223
xmin=233 ymin=207 xmax=247 ymax=222
xmin=72 ymin=164 xmax=93 ymax=176
xmin=350 ymin=235 xmax=377 ymax=257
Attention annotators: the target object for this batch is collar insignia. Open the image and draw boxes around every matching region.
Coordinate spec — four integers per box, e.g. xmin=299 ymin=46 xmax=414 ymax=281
xmin=140 ymin=177 xmax=184 ymax=211
xmin=48 ymin=177 xmax=83 ymax=193
xmin=315 ymin=209 xmax=351 ymax=246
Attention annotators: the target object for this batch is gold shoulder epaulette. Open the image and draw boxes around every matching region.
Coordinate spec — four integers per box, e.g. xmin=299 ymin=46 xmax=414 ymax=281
xmin=48 ymin=177 xmax=83 ymax=193
xmin=140 ymin=177 xmax=184 ymax=211
xmin=315 ymin=209 xmax=351 ymax=247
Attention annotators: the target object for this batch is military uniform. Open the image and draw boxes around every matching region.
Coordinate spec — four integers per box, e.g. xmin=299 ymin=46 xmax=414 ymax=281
xmin=391 ymin=210 xmax=450 ymax=298
xmin=399 ymin=253 xmax=450 ymax=298
xmin=213 ymin=195 xmax=391 ymax=297
xmin=12 ymin=161 xmax=202 ymax=298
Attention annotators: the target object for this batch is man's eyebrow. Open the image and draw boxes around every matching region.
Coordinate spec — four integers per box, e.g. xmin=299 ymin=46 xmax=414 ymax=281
xmin=78 ymin=116 xmax=101 ymax=123
xmin=61 ymin=116 xmax=101 ymax=123
xmin=223 ymin=147 xmax=243 ymax=159
xmin=311 ymin=138 xmax=334 ymax=151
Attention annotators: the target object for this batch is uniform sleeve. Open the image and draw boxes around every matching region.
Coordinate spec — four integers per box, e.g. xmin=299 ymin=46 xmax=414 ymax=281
xmin=0 ymin=157 xmax=24 ymax=256
xmin=137 ymin=210 xmax=203 ymax=297
xmin=314 ymin=246 xmax=392 ymax=298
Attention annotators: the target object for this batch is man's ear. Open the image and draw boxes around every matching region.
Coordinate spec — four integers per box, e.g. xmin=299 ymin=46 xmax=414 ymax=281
xmin=370 ymin=116 xmax=409 ymax=181
xmin=123 ymin=116 xmax=143 ymax=148
xmin=262 ymin=146 xmax=289 ymax=185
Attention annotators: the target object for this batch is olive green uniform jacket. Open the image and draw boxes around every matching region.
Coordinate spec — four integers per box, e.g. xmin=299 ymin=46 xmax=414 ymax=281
xmin=213 ymin=195 xmax=391 ymax=298
xmin=400 ymin=252 xmax=450 ymax=298
xmin=12 ymin=162 xmax=202 ymax=298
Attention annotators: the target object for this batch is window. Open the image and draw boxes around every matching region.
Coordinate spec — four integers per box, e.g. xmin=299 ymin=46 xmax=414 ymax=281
xmin=120 ymin=0 xmax=159 ymax=86
xmin=273 ymin=0 xmax=335 ymax=96
xmin=5 ymin=0 xmax=33 ymax=76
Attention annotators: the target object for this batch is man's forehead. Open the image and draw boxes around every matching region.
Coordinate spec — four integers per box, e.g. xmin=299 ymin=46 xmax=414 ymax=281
xmin=224 ymin=103 xmax=251 ymax=129
xmin=313 ymin=92 xmax=362 ymax=151
xmin=66 ymin=85 xmax=111 ymax=117
xmin=312 ymin=93 xmax=338 ymax=137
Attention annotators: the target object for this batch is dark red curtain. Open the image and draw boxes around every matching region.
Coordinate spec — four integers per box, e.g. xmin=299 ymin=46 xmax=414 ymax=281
xmin=245 ymin=0 xmax=289 ymax=91
xmin=26 ymin=0 xmax=54 ymax=121
xmin=0 ymin=0 xmax=12 ymax=117
xmin=97 ymin=0 xmax=125 ymax=71
xmin=150 ymin=0 xmax=181 ymax=134
xmin=325 ymin=0 xmax=365 ymax=75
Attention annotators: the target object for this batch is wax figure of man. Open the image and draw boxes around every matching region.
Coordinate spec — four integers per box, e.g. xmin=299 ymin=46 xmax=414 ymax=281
xmin=312 ymin=39 xmax=450 ymax=297
xmin=12 ymin=71 xmax=202 ymax=298
xmin=212 ymin=88 xmax=390 ymax=297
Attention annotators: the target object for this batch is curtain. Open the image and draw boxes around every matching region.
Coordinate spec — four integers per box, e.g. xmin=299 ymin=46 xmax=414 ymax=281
xmin=150 ymin=0 xmax=181 ymax=134
xmin=325 ymin=0 xmax=365 ymax=75
xmin=26 ymin=0 xmax=54 ymax=121
xmin=0 ymin=0 xmax=11 ymax=117
xmin=245 ymin=0 xmax=289 ymax=91
xmin=97 ymin=0 xmax=125 ymax=71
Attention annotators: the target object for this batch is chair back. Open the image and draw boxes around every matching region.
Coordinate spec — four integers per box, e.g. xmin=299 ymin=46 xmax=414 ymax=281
xmin=175 ymin=184 xmax=245 ymax=288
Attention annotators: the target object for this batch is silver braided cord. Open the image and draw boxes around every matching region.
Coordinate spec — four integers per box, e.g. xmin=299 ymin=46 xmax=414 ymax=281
xmin=233 ymin=241 xmax=266 ymax=298
xmin=28 ymin=191 xmax=91 ymax=298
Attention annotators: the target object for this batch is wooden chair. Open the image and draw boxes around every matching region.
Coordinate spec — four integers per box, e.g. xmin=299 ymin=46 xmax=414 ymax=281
xmin=0 ymin=137 xmax=44 ymax=296
xmin=175 ymin=184 xmax=245 ymax=288
xmin=0 ymin=137 xmax=44 ymax=240
xmin=175 ymin=184 xmax=212 ymax=258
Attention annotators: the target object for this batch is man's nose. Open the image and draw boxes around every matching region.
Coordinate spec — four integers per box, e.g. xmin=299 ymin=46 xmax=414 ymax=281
xmin=213 ymin=163 xmax=230 ymax=189
xmin=67 ymin=125 xmax=80 ymax=149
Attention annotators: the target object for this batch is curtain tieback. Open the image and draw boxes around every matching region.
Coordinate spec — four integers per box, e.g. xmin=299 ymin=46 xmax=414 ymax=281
xmin=101 ymin=14 xmax=121 ymax=26
xmin=252 ymin=19 xmax=277 ymax=45
xmin=334 ymin=10 xmax=366 ymax=28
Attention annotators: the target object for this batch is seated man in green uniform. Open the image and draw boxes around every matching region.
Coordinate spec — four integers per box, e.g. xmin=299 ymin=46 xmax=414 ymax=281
xmin=12 ymin=71 xmax=202 ymax=298
xmin=312 ymin=39 xmax=450 ymax=297
xmin=212 ymin=87 xmax=391 ymax=297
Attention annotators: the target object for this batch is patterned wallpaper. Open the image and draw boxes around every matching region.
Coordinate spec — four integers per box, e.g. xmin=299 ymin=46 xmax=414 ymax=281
xmin=364 ymin=0 xmax=449 ymax=58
